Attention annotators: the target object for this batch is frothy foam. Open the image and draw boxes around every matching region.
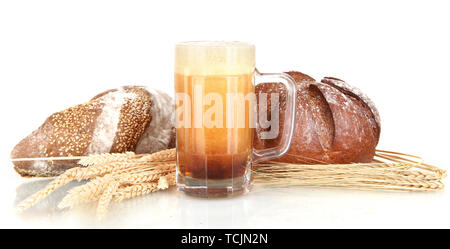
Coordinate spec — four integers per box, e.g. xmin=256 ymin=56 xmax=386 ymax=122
xmin=175 ymin=41 xmax=255 ymax=76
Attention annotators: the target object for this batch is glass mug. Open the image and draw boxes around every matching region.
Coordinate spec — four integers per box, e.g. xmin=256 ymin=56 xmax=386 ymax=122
xmin=174 ymin=41 xmax=296 ymax=197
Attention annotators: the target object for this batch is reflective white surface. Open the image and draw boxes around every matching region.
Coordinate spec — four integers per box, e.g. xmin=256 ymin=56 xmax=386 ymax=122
xmin=2 ymin=164 xmax=449 ymax=228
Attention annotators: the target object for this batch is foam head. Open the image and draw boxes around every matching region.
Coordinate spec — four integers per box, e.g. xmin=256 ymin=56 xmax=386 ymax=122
xmin=175 ymin=41 xmax=255 ymax=76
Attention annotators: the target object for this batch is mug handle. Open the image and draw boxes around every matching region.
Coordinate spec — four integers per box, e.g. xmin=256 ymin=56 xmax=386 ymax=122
xmin=252 ymin=69 xmax=297 ymax=163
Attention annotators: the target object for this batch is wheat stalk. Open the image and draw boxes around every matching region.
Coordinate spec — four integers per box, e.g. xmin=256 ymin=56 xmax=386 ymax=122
xmin=137 ymin=148 xmax=176 ymax=162
xmin=56 ymin=168 xmax=176 ymax=209
xmin=14 ymin=171 xmax=75 ymax=213
xmin=254 ymin=158 xmax=446 ymax=192
xmin=114 ymin=183 xmax=159 ymax=202
xmin=58 ymin=175 xmax=114 ymax=209
xmin=14 ymin=150 xmax=176 ymax=214
xmin=113 ymin=174 xmax=176 ymax=202
xmin=112 ymin=162 xmax=176 ymax=175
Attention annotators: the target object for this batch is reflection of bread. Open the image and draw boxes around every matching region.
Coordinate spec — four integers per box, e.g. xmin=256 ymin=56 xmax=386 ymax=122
xmin=11 ymin=86 xmax=175 ymax=177
xmin=255 ymin=71 xmax=380 ymax=164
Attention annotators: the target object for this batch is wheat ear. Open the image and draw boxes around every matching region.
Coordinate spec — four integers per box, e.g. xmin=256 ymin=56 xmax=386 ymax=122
xmin=96 ymin=180 xmax=120 ymax=220
xmin=117 ymin=169 xmax=175 ymax=184
xmin=113 ymin=183 xmax=159 ymax=202
xmin=58 ymin=175 xmax=115 ymax=209
xmin=137 ymin=148 xmax=176 ymax=162
xmin=14 ymin=167 xmax=84 ymax=213
xmin=157 ymin=174 xmax=176 ymax=189
xmin=113 ymin=174 xmax=175 ymax=202
xmin=15 ymin=160 xmax=144 ymax=213
xmin=111 ymin=162 xmax=176 ymax=175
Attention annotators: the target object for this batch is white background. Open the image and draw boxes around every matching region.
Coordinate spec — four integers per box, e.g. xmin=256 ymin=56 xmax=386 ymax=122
xmin=0 ymin=0 xmax=449 ymax=228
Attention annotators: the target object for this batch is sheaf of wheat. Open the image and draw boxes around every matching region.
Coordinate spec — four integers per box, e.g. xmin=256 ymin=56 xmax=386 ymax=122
xmin=14 ymin=149 xmax=176 ymax=217
xmin=14 ymin=148 xmax=446 ymax=219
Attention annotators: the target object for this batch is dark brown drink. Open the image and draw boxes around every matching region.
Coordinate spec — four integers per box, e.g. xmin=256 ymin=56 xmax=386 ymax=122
xmin=177 ymin=152 xmax=250 ymax=179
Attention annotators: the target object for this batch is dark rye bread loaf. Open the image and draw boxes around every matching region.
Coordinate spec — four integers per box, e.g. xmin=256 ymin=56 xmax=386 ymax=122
xmin=11 ymin=86 xmax=175 ymax=177
xmin=255 ymin=71 xmax=380 ymax=164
